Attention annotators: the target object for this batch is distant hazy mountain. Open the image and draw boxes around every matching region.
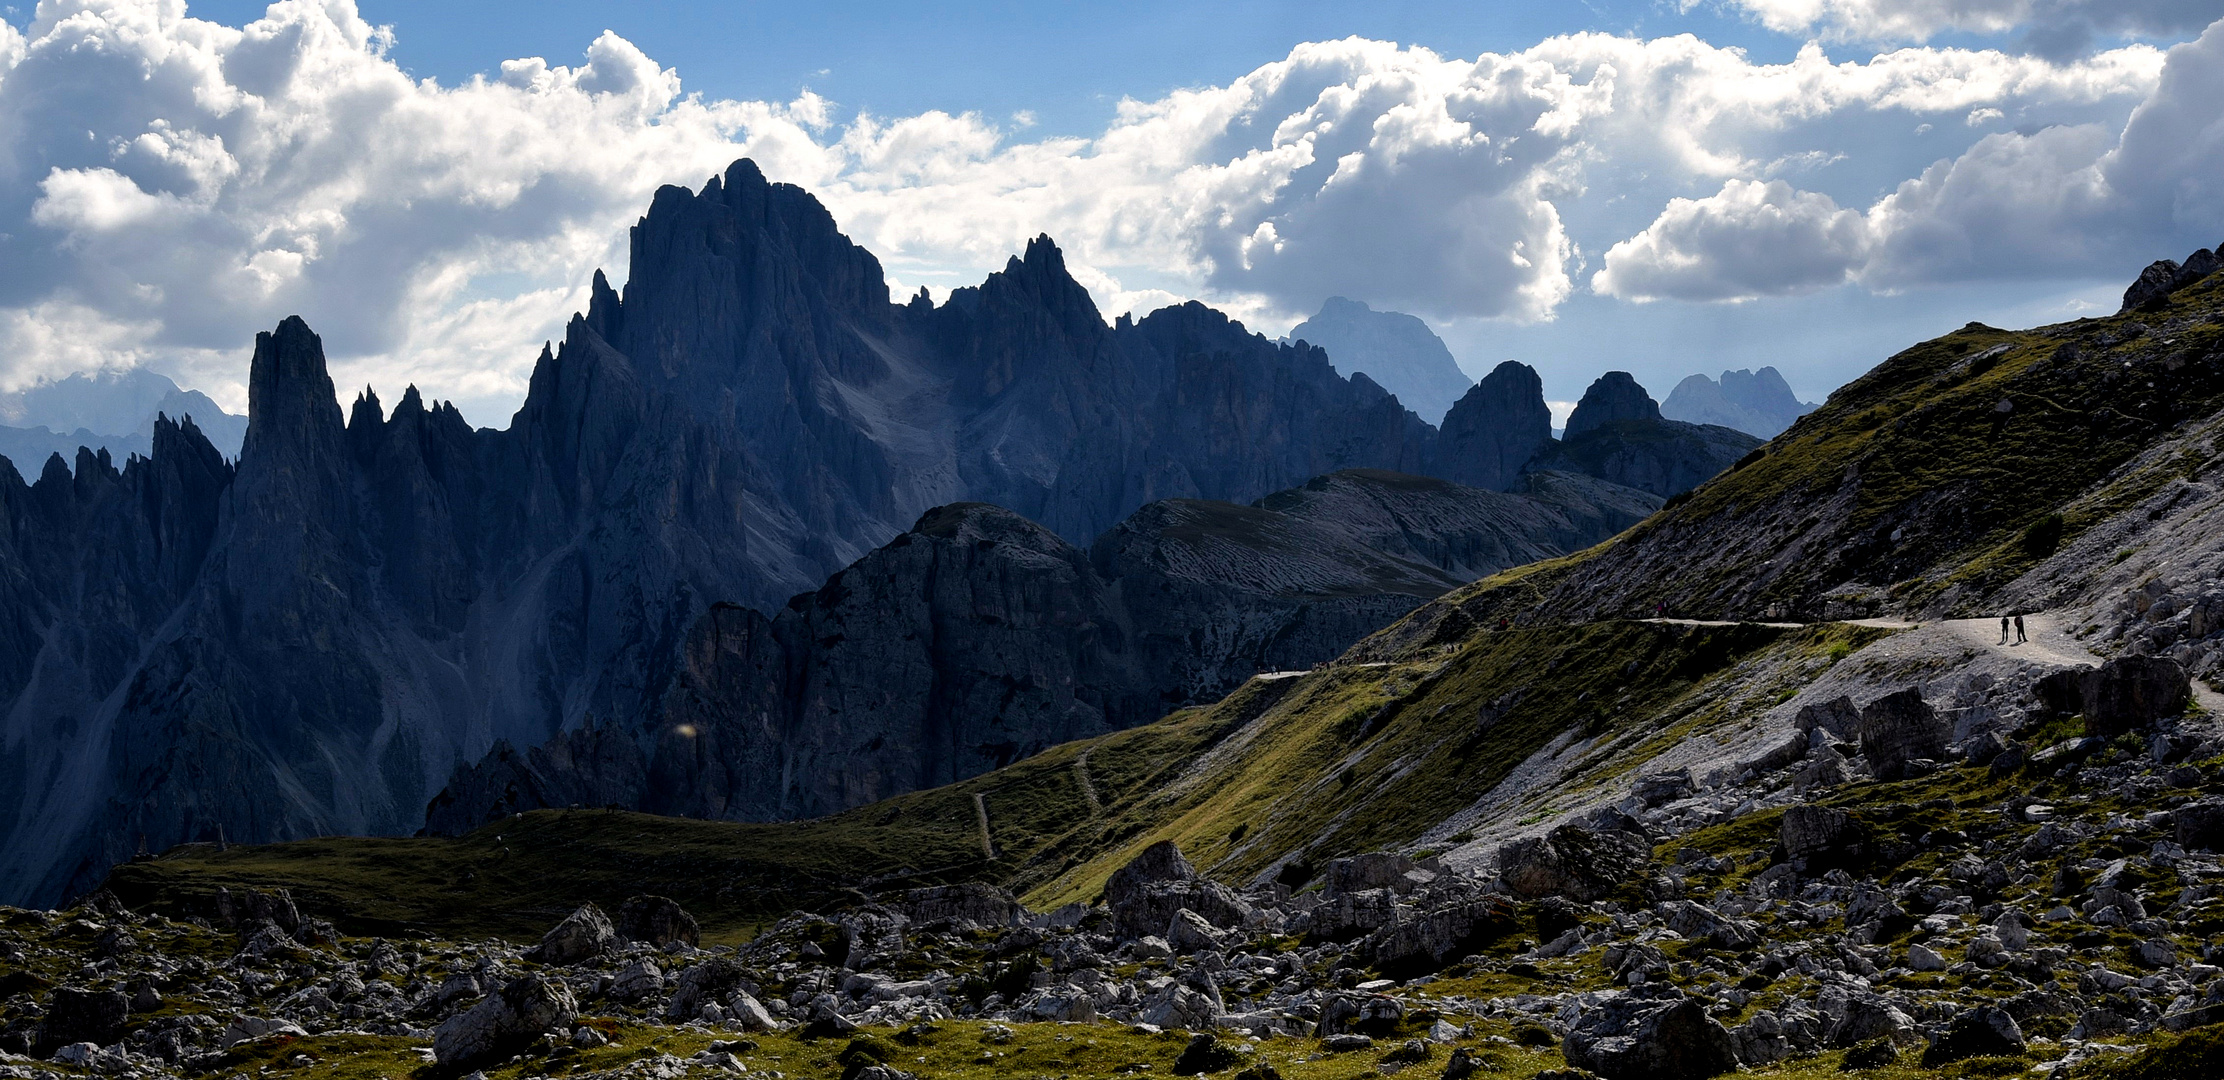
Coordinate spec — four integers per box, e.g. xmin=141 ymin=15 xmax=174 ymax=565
xmin=1659 ymin=366 xmax=1816 ymax=439
xmin=1288 ymin=297 xmax=1473 ymax=425
xmin=0 ymin=370 xmax=246 ymax=475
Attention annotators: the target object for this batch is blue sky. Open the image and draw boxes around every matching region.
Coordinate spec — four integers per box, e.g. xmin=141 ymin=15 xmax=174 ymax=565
xmin=1 ymin=0 xmax=2220 ymax=422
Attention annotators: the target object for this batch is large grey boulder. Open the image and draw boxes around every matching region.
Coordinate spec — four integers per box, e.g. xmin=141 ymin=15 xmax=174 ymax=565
xmin=1296 ymin=888 xmax=1398 ymax=943
xmin=665 ymin=958 xmax=749 ymax=1023
xmin=1920 ymin=1006 xmax=2025 ymax=1066
xmin=1561 ymin=988 xmax=1738 ymax=1080
xmin=432 ymin=975 xmax=577 ymax=1069
xmin=1857 ymin=689 xmax=1947 ymax=780
xmin=1795 ymin=696 xmax=1861 ymax=741
xmin=527 ymin=903 xmax=616 ymax=966
xmin=896 ymin=883 xmax=1023 ymax=929
xmin=615 ymin=895 xmax=699 ymax=949
xmin=1361 ymin=895 xmax=1520 ymax=976
xmin=1104 ymin=842 xmax=1253 ymax=940
xmin=1780 ymin=805 xmax=1872 ymax=873
xmin=1498 ymin=824 xmax=1650 ymax=902
xmin=2176 ymin=799 xmax=2224 ymax=852
xmin=33 ymin=988 xmax=130 ymax=1057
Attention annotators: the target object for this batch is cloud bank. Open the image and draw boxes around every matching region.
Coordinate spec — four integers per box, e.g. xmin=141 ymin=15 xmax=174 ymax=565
xmin=1595 ymin=20 xmax=2224 ymax=302
xmin=0 ymin=1 xmax=2213 ymax=420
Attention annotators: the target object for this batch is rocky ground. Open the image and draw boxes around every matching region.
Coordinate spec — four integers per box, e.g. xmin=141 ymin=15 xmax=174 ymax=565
xmin=5 ymin=640 xmax=2222 ymax=1080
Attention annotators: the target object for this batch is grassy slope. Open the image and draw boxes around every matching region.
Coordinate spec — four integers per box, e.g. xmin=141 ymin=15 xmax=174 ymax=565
xmin=107 ymin=618 xmax=1892 ymax=940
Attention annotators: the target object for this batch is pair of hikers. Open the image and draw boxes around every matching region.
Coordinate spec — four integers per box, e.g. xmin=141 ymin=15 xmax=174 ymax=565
xmin=1999 ymin=614 xmax=2027 ymax=644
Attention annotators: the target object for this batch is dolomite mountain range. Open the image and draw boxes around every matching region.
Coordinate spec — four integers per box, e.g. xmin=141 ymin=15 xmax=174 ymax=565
xmin=0 ymin=159 xmax=1758 ymax=907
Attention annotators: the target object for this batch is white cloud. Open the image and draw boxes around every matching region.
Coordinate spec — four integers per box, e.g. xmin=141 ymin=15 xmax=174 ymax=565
xmin=1592 ymin=179 xmax=1872 ymax=301
xmin=0 ymin=1 xmax=2198 ymax=421
xmin=1594 ymin=18 xmax=2224 ymax=303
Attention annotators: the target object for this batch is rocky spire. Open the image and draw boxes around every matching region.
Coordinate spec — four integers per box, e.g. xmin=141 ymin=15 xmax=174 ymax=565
xmin=1564 ymin=371 xmax=1661 ymax=440
xmin=1435 ymin=361 xmax=1552 ymax=492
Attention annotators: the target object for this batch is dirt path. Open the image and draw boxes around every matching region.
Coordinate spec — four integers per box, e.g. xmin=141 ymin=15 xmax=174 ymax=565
xmin=1073 ymin=750 xmax=1103 ymax=815
xmin=971 ymin=792 xmax=997 ymax=860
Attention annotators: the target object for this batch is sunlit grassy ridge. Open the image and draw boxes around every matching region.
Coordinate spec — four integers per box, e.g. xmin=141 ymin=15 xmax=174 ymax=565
xmin=1407 ymin=274 xmax=2224 ymax=624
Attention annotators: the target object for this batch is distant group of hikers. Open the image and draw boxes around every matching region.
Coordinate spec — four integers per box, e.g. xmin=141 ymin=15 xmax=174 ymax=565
xmin=2000 ymin=613 xmax=2028 ymax=644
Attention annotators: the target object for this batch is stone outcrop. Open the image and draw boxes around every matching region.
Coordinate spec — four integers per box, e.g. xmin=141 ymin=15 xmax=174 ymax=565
xmin=1289 ymin=297 xmax=1474 ymax=426
xmin=616 ymin=895 xmax=700 ymax=949
xmin=2121 ymin=245 xmax=2221 ymax=312
xmin=2035 ymin=656 xmax=2192 ymax=739
xmin=527 ymin=903 xmax=616 ymax=965
xmin=1780 ymin=806 xmax=1871 ymax=874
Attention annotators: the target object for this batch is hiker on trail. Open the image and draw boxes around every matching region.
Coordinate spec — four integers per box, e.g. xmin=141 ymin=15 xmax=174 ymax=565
xmin=2015 ymin=614 xmax=2028 ymax=644
xmin=2000 ymin=615 xmax=2011 ymax=644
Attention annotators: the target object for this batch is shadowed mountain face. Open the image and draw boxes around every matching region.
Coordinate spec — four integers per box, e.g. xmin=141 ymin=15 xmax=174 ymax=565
xmin=0 ymin=159 xmax=1713 ymax=906
xmin=422 ymin=468 xmax=1656 ymax=833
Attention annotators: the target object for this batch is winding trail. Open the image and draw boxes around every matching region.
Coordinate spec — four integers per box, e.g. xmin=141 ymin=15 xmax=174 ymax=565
xmin=1073 ymin=750 xmax=1103 ymax=815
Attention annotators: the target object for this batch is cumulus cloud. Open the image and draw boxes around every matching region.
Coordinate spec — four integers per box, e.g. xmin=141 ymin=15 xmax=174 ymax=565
xmin=1592 ymin=180 xmax=1871 ymax=301
xmin=0 ymin=0 xmax=2199 ymax=419
xmin=1596 ymin=18 xmax=2224 ymax=302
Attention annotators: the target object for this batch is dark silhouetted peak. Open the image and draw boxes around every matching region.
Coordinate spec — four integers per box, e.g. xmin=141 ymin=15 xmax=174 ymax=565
xmin=585 ymin=268 xmax=623 ymax=342
xmin=1564 ymin=371 xmax=1661 ymax=440
xmin=241 ymin=316 xmax=347 ymax=466
xmin=396 ymin=385 xmax=426 ymax=418
xmin=614 ymin=157 xmax=891 ymax=389
xmin=1436 ymin=360 xmax=1551 ymax=492
xmin=348 ymin=387 xmax=383 ymax=435
xmin=150 ymin=410 xmax=225 ymax=473
xmin=36 ymin=452 xmax=69 ymax=490
xmin=975 ymin=233 xmax=1102 ymax=331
